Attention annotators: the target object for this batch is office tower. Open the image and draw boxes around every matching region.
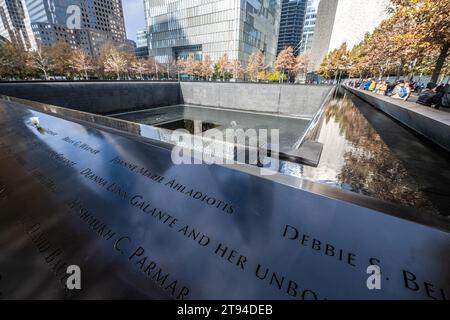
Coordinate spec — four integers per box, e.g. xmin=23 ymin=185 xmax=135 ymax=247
xmin=310 ymin=0 xmax=390 ymax=70
xmin=143 ymin=0 xmax=281 ymax=67
xmin=0 ymin=0 xmax=35 ymax=49
xmin=277 ymin=0 xmax=307 ymax=54
xmin=25 ymin=0 xmax=131 ymax=55
xmin=135 ymin=29 xmax=149 ymax=59
xmin=298 ymin=0 xmax=319 ymax=54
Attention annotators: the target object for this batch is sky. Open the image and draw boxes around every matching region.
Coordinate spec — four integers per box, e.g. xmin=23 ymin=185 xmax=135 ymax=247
xmin=122 ymin=0 xmax=146 ymax=41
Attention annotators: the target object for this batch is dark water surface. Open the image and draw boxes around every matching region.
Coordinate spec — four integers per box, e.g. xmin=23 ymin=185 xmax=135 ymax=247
xmin=280 ymin=90 xmax=450 ymax=217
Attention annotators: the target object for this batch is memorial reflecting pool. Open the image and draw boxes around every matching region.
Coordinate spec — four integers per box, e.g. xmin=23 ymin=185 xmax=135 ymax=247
xmin=0 ymin=83 xmax=449 ymax=300
xmin=106 ymin=92 xmax=450 ymax=217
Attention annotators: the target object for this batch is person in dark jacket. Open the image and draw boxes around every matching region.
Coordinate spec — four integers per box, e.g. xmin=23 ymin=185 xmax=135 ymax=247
xmin=387 ymin=81 xmax=398 ymax=95
xmin=435 ymin=84 xmax=450 ymax=109
xmin=416 ymin=82 xmax=437 ymax=107
xmin=442 ymin=85 xmax=450 ymax=108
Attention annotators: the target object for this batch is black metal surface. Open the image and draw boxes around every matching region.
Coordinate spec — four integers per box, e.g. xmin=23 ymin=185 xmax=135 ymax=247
xmin=0 ymin=98 xmax=449 ymax=300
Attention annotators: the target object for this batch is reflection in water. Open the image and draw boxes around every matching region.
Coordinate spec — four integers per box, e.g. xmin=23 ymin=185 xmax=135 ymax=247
xmin=320 ymin=95 xmax=435 ymax=213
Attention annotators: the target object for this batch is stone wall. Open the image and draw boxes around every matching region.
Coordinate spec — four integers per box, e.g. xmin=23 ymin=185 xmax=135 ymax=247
xmin=0 ymin=81 xmax=181 ymax=114
xmin=0 ymin=81 xmax=333 ymax=118
xmin=180 ymin=82 xmax=333 ymax=117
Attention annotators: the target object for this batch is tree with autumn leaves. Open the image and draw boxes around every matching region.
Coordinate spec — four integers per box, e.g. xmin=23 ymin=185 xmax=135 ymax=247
xmin=176 ymin=54 xmax=213 ymax=80
xmin=275 ymin=47 xmax=295 ymax=83
xmin=0 ymin=41 xmax=355 ymax=83
xmin=319 ymin=43 xmax=351 ymax=81
xmin=69 ymin=49 xmax=95 ymax=79
xmin=389 ymin=0 xmax=449 ymax=82
xmin=0 ymin=40 xmax=169 ymax=80
xmin=319 ymin=0 xmax=450 ymax=82
xmin=201 ymin=55 xmax=214 ymax=79
xmin=246 ymin=50 xmax=266 ymax=81
xmin=1 ymin=40 xmax=314 ymax=82
xmin=176 ymin=53 xmax=243 ymax=81
xmin=101 ymin=45 xmax=131 ymax=80
xmin=0 ymin=42 xmax=30 ymax=79
xmin=217 ymin=53 xmax=230 ymax=80
xmin=293 ymin=51 xmax=313 ymax=80
xmin=27 ymin=46 xmax=54 ymax=80
xmin=229 ymin=59 xmax=244 ymax=80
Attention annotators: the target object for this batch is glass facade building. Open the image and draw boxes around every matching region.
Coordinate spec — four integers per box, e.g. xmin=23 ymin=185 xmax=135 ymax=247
xmin=298 ymin=0 xmax=319 ymax=54
xmin=24 ymin=0 xmax=130 ymax=55
xmin=277 ymin=0 xmax=307 ymax=54
xmin=135 ymin=29 xmax=149 ymax=59
xmin=144 ymin=0 xmax=281 ymax=67
xmin=136 ymin=29 xmax=148 ymax=48
xmin=0 ymin=0 xmax=35 ymax=49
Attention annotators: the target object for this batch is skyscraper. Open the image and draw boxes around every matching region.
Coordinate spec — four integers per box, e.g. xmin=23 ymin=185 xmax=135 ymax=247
xmin=0 ymin=0 xmax=35 ymax=49
xmin=310 ymin=0 xmax=390 ymax=70
xmin=143 ymin=0 xmax=281 ymax=67
xmin=298 ymin=0 xmax=319 ymax=54
xmin=135 ymin=29 xmax=149 ymax=59
xmin=24 ymin=0 xmax=131 ymax=55
xmin=277 ymin=0 xmax=307 ymax=54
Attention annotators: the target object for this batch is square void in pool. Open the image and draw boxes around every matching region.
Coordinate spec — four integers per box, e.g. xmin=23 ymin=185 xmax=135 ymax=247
xmin=111 ymin=105 xmax=311 ymax=151
xmin=157 ymin=119 xmax=221 ymax=134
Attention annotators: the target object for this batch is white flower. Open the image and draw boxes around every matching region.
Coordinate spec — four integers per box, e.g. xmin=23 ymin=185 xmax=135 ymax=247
xmin=30 ymin=117 xmax=40 ymax=126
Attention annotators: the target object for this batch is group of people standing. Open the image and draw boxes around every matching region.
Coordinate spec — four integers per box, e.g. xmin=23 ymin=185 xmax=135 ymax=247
xmin=348 ymin=78 xmax=449 ymax=110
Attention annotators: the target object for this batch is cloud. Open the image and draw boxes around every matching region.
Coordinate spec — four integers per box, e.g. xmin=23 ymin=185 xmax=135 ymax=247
xmin=122 ymin=0 xmax=146 ymax=41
